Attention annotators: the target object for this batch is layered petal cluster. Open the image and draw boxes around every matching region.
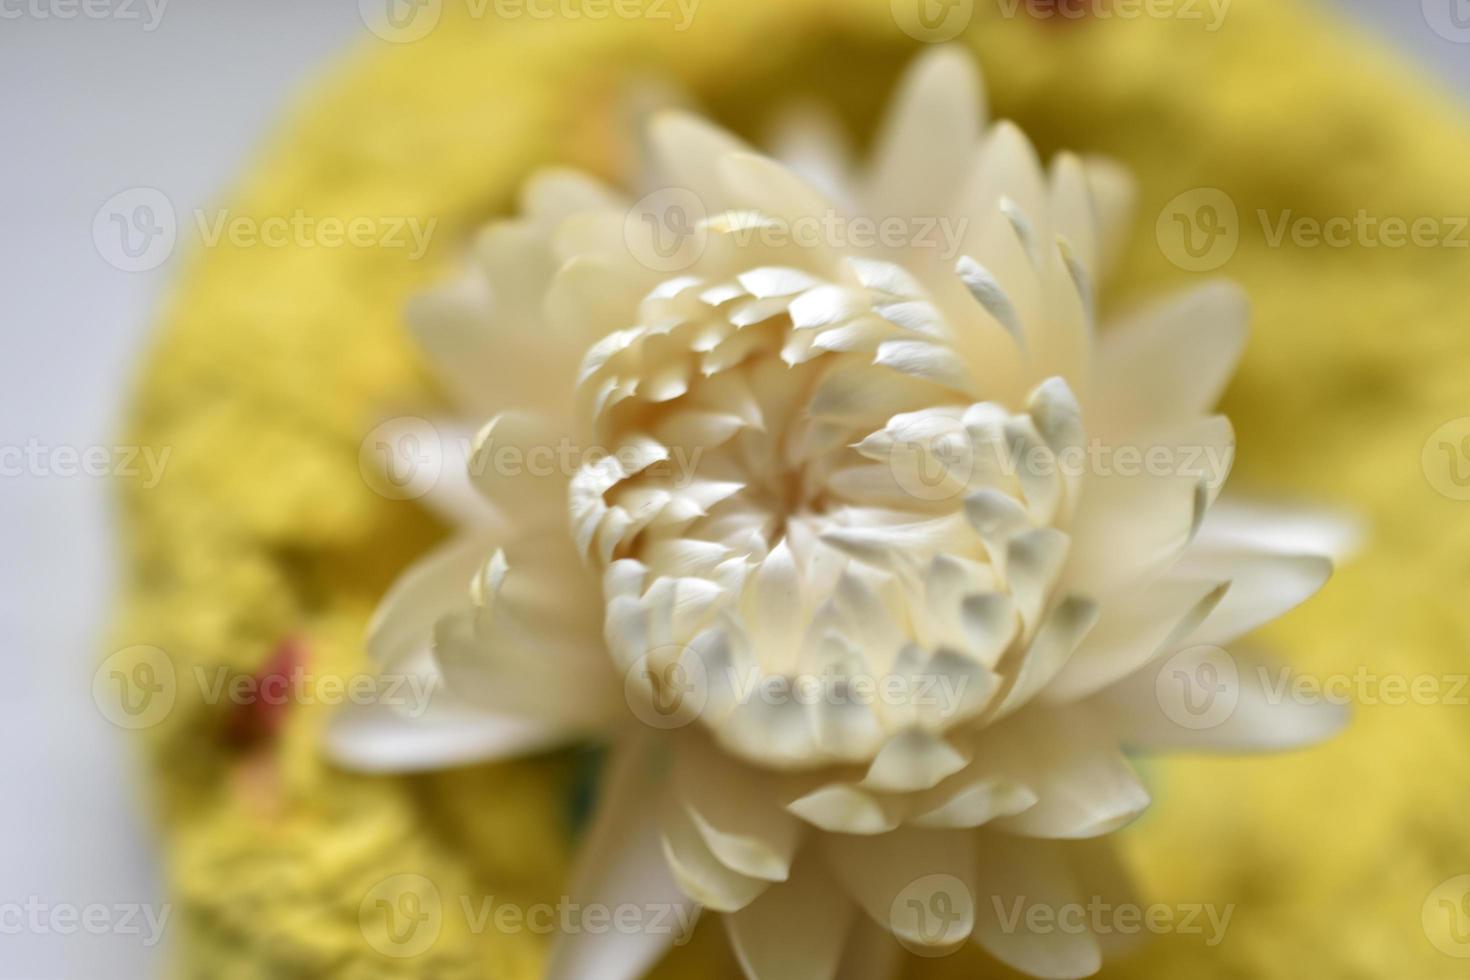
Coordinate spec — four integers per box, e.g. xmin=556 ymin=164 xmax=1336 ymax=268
xmin=328 ymin=50 xmax=1346 ymax=980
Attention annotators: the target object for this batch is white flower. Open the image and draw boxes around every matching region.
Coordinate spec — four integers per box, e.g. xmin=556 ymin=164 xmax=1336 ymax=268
xmin=328 ymin=49 xmax=1350 ymax=980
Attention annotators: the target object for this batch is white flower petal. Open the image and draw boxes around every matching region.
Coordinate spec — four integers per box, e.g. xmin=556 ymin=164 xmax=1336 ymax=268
xmin=973 ymin=834 xmax=1103 ymax=980
xmin=548 ymin=734 xmax=698 ymax=980
xmin=323 ymin=698 xmax=565 ymax=773
xmin=1097 ymin=645 xmax=1348 ymax=752
xmin=725 ymin=853 xmax=854 ymax=980
xmin=1093 ymin=280 xmax=1249 ymax=438
xmin=786 ymin=783 xmax=904 ymax=835
xmin=984 ymin=707 xmax=1149 ymax=840
xmin=866 ymin=47 xmax=985 ymax=222
xmin=672 ymin=736 xmax=801 ymax=883
xmin=660 ymin=798 xmax=772 ymax=913
xmin=824 ymin=827 xmax=977 ymax=951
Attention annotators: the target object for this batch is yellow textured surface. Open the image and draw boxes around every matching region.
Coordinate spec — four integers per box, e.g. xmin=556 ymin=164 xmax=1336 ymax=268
xmin=112 ymin=0 xmax=1470 ymax=976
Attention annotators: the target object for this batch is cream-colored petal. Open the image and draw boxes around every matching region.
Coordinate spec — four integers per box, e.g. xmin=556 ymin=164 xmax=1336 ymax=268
xmin=548 ymin=734 xmax=698 ymax=980
xmin=973 ymin=833 xmax=1102 ymax=980
xmin=1092 ymin=280 xmax=1248 ymax=438
xmin=364 ymin=532 xmax=497 ymax=675
xmin=672 ymin=736 xmax=802 ymax=883
xmin=861 ymin=728 xmax=970 ymax=793
xmin=866 ymin=47 xmax=986 ymax=224
xmin=648 ymin=109 xmax=750 ymax=213
xmin=991 ymin=595 xmax=1099 ymax=718
xmin=725 ymin=852 xmax=855 ymax=980
xmin=323 ymin=697 xmax=565 ymax=773
xmin=432 ymin=533 xmax=618 ymax=727
xmin=1175 ymin=547 xmax=1333 ymax=645
xmin=1042 ymin=578 xmax=1229 ymax=704
xmin=1081 ymin=155 xmax=1136 ymax=283
xmin=786 ymin=783 xmax=905 ymax=835
xmin=985 ymin=707 xmax=1149 ymax=839
xmin=908 ymin=766 xmax=1038 ymax=830
xmin=1095 ymin=644 xmax=1348 ymax=752
xmin=833 ymin=915 xmax=905 ymax=980
xmin=468 ymin=411 xmax=572 ymax=527
xmin=824 ymin=826 xmax=977 ymax=951
xmin=1192 ymin=497 xmax=1362 ymax=561
xmin=660 ymin=797 xmax=771 ymax=913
